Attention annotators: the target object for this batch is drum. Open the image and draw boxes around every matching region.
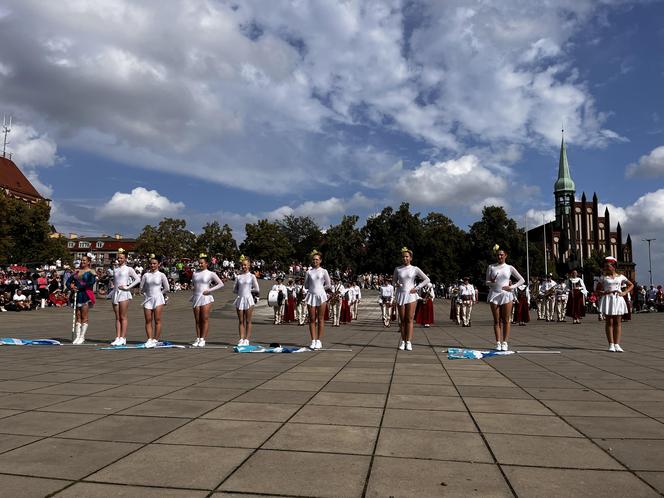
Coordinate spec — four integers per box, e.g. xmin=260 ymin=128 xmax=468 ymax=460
xmin=268 ymin=290 xmax=280 ymax=307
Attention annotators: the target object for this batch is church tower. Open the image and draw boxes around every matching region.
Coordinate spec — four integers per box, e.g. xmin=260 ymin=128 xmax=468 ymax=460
xmin=553 ymin=132 xmax=577 ymax=266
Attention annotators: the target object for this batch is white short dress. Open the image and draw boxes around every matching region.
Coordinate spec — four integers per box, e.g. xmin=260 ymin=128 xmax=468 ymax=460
xmin=598 ymin=274 xmax=628 ymax=316
xmin=304 ymin=267 xmax=331 ymax=307
xmin=393 ymin=265 xmax=430 ymax=306
xmin=486 ymin=263 xmax=525 ymax=306
xmin=140 ymin=271 xmax=170 ymax=310
xmin=234 ymin=272 xmax=259 ymax=310
xmin=191 ymin=269 xmax=224 ymax=308
xmin=108 ymin=265 xmax=140 ymax=305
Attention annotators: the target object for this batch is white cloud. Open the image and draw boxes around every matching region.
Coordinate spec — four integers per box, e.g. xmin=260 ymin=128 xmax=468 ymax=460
xmin=5 ymin=122 xmax=58 ymax=168
xmin=393 ymin=155 xmax=508 ymax=210
xmin=97 ymin=187 xmax=184 ymax=221
xmin=0 ymin=0 xmax=625 ymax=197
xmin=266 ymin=192 xmax=375 ymax=226
xmin=626 ymin=146 xmax=664 ymax=178
xmin=523 ymin=208 xmax=556 ymax=229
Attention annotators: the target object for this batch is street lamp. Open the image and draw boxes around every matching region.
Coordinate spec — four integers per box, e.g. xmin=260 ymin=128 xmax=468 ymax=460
xmin=642 ymin=238 xmax=656 ymax=287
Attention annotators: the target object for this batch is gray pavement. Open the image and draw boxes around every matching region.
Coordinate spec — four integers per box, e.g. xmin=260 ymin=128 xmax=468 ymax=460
xmin=1 ymin=285 xmax=664 ymax=497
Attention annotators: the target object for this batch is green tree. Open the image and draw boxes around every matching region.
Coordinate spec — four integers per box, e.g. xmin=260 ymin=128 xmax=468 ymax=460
xmin=195 ymin=221 xmax=238 ymax=260
xmin=419 ymin=212 xmax=467 ymax=283
xmin=322 ymin=215 xmax=364 ymax=274
xmin=135 ymin=218 xmax=196 ymax=259
xmin=467 ymin=206 xmax=530 ymax=285
xmin=362 ymin=203 xmax=423 ymax=273
xmin=276 ymin=215 xmax=322 ymax=263
xmin=240 ymin=219 xmax=292 ymax=268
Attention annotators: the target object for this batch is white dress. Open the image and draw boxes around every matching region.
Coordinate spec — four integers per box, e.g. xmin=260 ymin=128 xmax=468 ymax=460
xmin=486 ymin=263 xmax=525 ymax=305
xmin=379 ymin=284 xmax=394 ymax=303
xmin=598 ymin=274 xmax=628 ymax=316
xmin=190 ymin=269 xmax=224 ymax=308
xmin=304 ymin=267 xmax=331 ymax=306
xmin=140 ymin=271 xmax=170 ymax=310
xmin=234 ymin=272 xmax=260 ymax=310
xmin=108 ymin=264 xmax=140 ymax=304
xmin=393 ymin=265 xmax=430 ymax=306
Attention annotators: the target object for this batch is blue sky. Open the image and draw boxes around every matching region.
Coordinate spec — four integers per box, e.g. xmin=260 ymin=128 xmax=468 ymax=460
xmin=1 ymin=0 xmax=663 ymax=279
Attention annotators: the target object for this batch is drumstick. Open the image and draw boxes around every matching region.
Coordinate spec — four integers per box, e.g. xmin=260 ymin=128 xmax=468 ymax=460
xmin=71 ymin=290 xmax=77 ymax=343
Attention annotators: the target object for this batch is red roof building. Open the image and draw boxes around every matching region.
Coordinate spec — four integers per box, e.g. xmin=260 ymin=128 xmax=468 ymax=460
xmin=0 ymin=156 xmax=50 ymax=205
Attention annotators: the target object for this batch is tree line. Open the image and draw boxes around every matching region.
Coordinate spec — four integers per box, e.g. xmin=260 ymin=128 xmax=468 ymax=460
xmin=135 ymin=203 xmax=555 ymax=284
xmin=0 ymin=192 xmax=70 ymax=265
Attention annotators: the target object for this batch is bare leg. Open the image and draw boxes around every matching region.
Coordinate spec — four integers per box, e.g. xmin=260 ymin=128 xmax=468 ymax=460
xmin=501 ymin=302 xmax=513 ymax=342
xmin=153 ymin=305 xmax=163 ymax=340
xmin=200 ymin=303 xmax=212 ymax=339
xmin=612 ymin=316 xmax=622 ymax=344
xmin=397 ymin=304 xmax=407 ymax=340
xmin=605 ymin=317 xmax=613 ymax=344
xmin=490 ymin=303 xmax=502 ymax=341
xmin=113 ymin=303 xmax=122 ymax=338
xmin=236 ymin=308 xmax=245 ymax=340
xmin=245 ymin=307 xmax=254 ymax=340
xmin=307 ymin=305 xmax=317 ymax=340
xmin=317 ymin=303 xmax=327 ymax=340
xmin=118 ymin=300 xmax=129 ymax=338
xmin=143 ymin=308 xmax=154 ymax=339
xmin=193 ymin=307 xmax=201 ymax=338
xmin=404 ymin=301 xmax=417 ymax=341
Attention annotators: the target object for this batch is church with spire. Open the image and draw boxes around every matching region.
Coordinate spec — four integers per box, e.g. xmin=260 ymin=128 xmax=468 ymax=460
xmin=527 ymin=133 xmax=635 ymax=281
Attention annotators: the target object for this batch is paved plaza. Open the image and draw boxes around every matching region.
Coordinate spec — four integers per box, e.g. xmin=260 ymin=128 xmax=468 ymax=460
xmin=1 ymin=286 xmax=664 ymax=497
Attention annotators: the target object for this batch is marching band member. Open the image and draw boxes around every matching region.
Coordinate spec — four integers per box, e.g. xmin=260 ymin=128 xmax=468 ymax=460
xmin=139 ymin=255 xmax=170 ymax=348
xmin=270 ymin=277 xmax=288 ymax=325
xmin=379 ymin=278 xmax=394 ymax=327
xmin=233 ymin=255 xmax=260 ymax=346
xmin=284 ymin=279 xmax=296 ymax=323
xmin=514 ymin=283 xmax=530 ymax=326
xmin=393 ymin=247 xmax=430 ymax=351
xmin=350 ymin=282 xmax=362 ymax=320
xmin=328 ymin=278 xmax=345 ymax=327
xmin=304 ymin=250 xmax=332 ymax=349
xmin=565 ymin=270 xmax=587 ymax=324
xmin=539 ymin=274 xmax=557 ymax=322
xmin=486 ymin=246 xmax=525 ymax=351
xmin=555 ymin=278 xmax=568 ymax=322
xmin=108 ymin=249 xmax=140 ymax=346
xmin=415 ymin=283 xmax=435 ymax=327
xmin=294 ymin=277 xmax=308 ymax=325
xmin=449 ymin=281 xmax=460 ymax=324
xmin=596 ymin=256 xmax=633 ymax=352
xmin=340 ymin=281 xmax=353 ymax=324
xmin=190 ymin=253 xmax=224 ymax=347
xmin=458 ymin=277 xmax=476 ymax=327
xmin=66 ymin=254 xmax=97 ymax=345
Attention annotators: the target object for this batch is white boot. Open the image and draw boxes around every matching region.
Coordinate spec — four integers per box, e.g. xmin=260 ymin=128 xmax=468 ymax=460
xmin=73 ymin=323 xmax=82 ymax=344
xmin=78 ymin=323 xmax=88 ymax=344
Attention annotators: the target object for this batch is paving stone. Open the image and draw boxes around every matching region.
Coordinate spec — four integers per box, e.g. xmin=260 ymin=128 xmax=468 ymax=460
xmin=387 ymin=394 xmax=466 ymax=411
xmin=292 ymin=405 xmax=383 ymax=427
xmin=158 ymin=419 xmax=280 ymax=448
xmin=523 ymin=387 xmax=610 ymax=401
xmin=542 ymin=400 xmax=646 ymax=417
xmin=382 ymin=408 xmax=477 ymax=432
xmin=0 ymin=393 xmax=76 ymax=410
xmin=264 ymin=422 xmax=378 ymax=454
xmin=309 ymin=391 xmax=386 ymax=408
xmin=28 ymin=382 xmax=118 ymax=396
xmin=0 ymin=411 xmax=103 ymax=436
xmin=485 ymin=434 xmax=624 ymax=469
xmin=473 ymin=413 xmax=583 ymax=437
xmin=0 ymin=438 xmax=140 ymax=479
xmin=0 ymin=434 xmax=40 ymax=454
xmin=322 ymin=381 xmax=390 ymax=394
xmin=87 ymin=444 xmax=251 ymax=489
xmin=595 ymin=439 xmax=664 ymax=471
xmin=455 ymin=386 xmax=533 ymax=399
xmin=233 ymin=389 xmax=316 ymax=405
xmin=503 ymin=466 xmax=659 ymax=497
xmin=0 ymin=474 xmax=71 ymax=498
xmin=376 ymin=428 xmax=493 ymax=462
xmin=636 ymin=472 xmax=664 ymax=494
xmin=366 ymin=457 xmax=511 ymax=497
xmin=118 ymin=398 xmax=220 ymax=418
xmin=163 ymin=386 xmax=247 ymax=402
xmin=219 ymin=450 xmax=370 ymax=497
xmin=57 ymin=415 xmax=189 ymax=443
xmin=37 ymin=395 xmax=146 ymax=414
xmin=54 ymin=482 xmax=208 ymax=497
xmin=565 ymin=416 xmax=664 ymax=439
xmin=463 ymin=397 xmax=554 ymax=415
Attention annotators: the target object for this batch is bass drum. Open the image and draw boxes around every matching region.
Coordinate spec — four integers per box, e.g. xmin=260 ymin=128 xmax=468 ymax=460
xmin=268 ymin=290 xmax=280 ymax=307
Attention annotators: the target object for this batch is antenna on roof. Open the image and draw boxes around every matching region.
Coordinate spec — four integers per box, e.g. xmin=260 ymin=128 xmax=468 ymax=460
xmin=2 ymin=114 xmax=11 ymax=158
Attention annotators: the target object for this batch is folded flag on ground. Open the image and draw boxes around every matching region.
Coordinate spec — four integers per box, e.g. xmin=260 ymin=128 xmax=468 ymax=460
xmin=234 ymin=344 xmax=310 ymax=353
xmin=0 ymin=338 xmax=62 ymax=346
xmin=99 ymin=341 xmax=186 ymax=350
xmin=447 ymin=347 xmax=515 ymax=359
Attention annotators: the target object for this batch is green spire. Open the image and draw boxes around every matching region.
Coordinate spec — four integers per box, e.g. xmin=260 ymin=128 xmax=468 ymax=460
xmin=554 ymin=132 xmax=575 ymax=193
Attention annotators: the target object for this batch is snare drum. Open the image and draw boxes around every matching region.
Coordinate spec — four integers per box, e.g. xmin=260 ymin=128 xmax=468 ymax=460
xmin=268 ymin=290 xmax=280 ymax=307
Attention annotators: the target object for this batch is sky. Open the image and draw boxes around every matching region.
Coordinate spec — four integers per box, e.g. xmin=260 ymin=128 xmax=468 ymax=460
xmin=1 ymin=0 xmax=663 ymax=281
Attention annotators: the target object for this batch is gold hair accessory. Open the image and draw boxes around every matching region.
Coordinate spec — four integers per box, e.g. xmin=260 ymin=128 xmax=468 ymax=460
xmin=149 ymin=253 xmax=156 ymax=259
xmin=492 ymin=244 xmax=500 ymax=254
xmin=310 ymin=249 xmax=320 ymax=257
xmin=118 ymin=247 xmax=125 ymax=254
xmin=199 ymin=253 xmax=208 ymax=259
xmin=239 ymin=254 xmax=246 ymax=262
